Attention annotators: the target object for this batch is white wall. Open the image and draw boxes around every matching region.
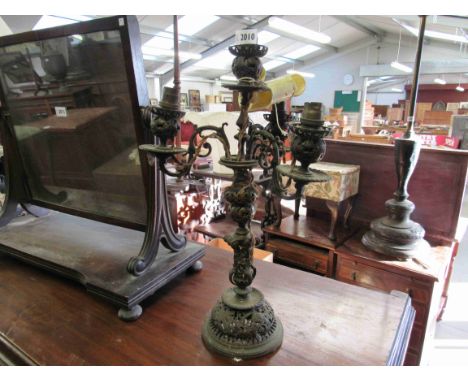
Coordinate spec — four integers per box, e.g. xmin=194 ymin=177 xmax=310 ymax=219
xmin=292 ymin=41 xmax=466 ymax=110
xmin=154 ymin=40 xmax=465 ymax=111
xmin=366 ymin=92 xmax=403 ymax=106
xmin=146 ymin=77 xmax=160 ymax=100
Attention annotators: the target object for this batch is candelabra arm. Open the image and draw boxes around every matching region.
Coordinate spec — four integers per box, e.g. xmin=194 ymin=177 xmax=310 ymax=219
xmin=248 ymin=129 xmax=280 ymax=170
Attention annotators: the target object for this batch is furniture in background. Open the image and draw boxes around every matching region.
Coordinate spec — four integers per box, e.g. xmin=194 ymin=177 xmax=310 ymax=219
xmin=264 ymin=215 xmax=357 ymax=277
xmin=263 ymin=139 xmax=468 ymax=365
xmin=337 ymin=133 xmax=393 ymax=144
xmin=7 ymin=86 xmax=93 ymax=122
xmin=450 ymin=115 xmax=468 ymax=149
xmin=302 ymin=162 xmax=360 ymax=240
xmin=192 ymin=167 xmax=294 ymax=246
xmin=422 ymin=111 xmax=453 ymax=127
xmin=335 ymin=230 xmax=453 ymax=366
xmin=0 ymin=246 xmax=414 ymax=366
xmin=373 ymin=104 xmax=389 ymax=118
xmin=312 ymin=140 xmax=468 ymax=244
xmin=0 ymin=16 xmax=204 ymax=321
xmin=387 ymin=107 xmax=404 ymax=124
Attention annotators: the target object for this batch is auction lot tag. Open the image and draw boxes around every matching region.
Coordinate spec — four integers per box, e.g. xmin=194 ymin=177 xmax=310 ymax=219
xmin=55 ymin=106 xmax=68 ymax=117
xmin=235 ymin=29 xmax=258 ymax=45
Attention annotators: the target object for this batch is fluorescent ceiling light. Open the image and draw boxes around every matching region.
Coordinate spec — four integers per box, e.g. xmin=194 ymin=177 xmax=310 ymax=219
xmin=434 ymin=78 xmax=447 ymax=85
xmin=33 ymin=15 xmax=91 ymax=30
xmin=391 ymin=88 xmax=403 ymax=92
xmin=166 ymin=15 xmax=219 ymax=36
xmin=391 ymin=61 xmax=413 ymax=73
xmin=456 ymin=85 xmax=465 ymax=92
xmin=193 ymin=50 xmax=233 ymax=70
xmin=142 ymin=46 xmax=201 ymax=60
xmin=284 ymin=45 xmax=320 ymax=59
xmin=263 ymin=60 xmax=285 ymax=71
xmin=267 ymin=17 xmax=331 ymax=44
xmin=402 ymin=23 xmax=468 ymax=43
xmin=286 ymin=69 xmax=315 ymax=78
xmin=258 ymin=31 xmax=280 ymax=45
xmin=144 ymin=15 xmax=219 ymax=51
xmin=144 ymin=35 xmax=174 ymax=50
xmin=154 ymin=63 xmax=174 ymax=75
xmin=380 ymin=76 xmax=393 ymax=80
xmin=220 ymin=75 xmax=237 ymax=81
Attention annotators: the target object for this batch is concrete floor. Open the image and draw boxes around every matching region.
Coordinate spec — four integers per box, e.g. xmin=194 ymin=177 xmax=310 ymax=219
xmin=428 ymin=186 xmax=468 ymax=365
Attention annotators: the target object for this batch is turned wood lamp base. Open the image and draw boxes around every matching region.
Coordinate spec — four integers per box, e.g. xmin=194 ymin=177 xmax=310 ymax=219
xmin=362 ymin=198 xmax=430 ymax=260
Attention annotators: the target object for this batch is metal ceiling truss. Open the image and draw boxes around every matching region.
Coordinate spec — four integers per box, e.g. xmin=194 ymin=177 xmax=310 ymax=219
xmin=332 ymin=15 xmax=386 ymax=39
xmin=273 ymin=36 xmax=380 ymax=77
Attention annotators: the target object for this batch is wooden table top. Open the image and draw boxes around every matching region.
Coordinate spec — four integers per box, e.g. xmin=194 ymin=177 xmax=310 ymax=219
xmin=335 ymin=229 xmax=453 ymax=283
xmin=26 ymin=107 xmax=116 ymax=132
xmin=264 ymin=215 xmax=358 ymax=249
xmin=0 ymin=245 xmax=412 ymax=366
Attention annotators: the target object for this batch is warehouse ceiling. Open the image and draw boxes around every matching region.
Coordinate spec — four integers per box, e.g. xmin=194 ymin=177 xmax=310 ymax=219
xmin=0 ymin=14 xmax=467 ymax=86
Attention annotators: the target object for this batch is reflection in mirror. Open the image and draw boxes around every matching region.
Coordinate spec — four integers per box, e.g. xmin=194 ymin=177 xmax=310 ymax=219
xmin=0 ymin=29 xmax=146 ymax=225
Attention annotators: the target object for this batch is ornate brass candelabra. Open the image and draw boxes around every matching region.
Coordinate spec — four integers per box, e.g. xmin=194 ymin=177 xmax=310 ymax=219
xmin=362 ymin=16 xmax=429 ymax=259
xmin=143 ymin=43 xmax=285 ymax=359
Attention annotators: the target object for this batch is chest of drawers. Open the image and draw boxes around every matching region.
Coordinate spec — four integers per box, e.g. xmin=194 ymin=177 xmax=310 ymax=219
xmin=334 ymin=230 xmax=452 ymax=366
xmin=264 ymin=220 xmax=453 ymax=366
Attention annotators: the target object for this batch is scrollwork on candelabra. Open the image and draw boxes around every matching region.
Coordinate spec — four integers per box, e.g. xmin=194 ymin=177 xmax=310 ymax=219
xmin=139 ymin=97 xmax=232 ymax=179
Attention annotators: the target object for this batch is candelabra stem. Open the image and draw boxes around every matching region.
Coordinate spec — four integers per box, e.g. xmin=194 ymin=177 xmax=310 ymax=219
xmin=201 ymin=157 xmax=283 ymax=359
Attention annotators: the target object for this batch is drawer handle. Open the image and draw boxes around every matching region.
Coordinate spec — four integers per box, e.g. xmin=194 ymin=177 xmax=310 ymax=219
xmin=352 ymin=271 xmax=357 ymax=281
xmin=314 ymin=260 xmax=320 ymax=270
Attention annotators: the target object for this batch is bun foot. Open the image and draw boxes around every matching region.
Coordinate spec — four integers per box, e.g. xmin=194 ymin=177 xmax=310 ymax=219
xmin=187 ymin=260 xmax=203 ymax=273
xmin=118 ymin=305 xmax=143 ymax=321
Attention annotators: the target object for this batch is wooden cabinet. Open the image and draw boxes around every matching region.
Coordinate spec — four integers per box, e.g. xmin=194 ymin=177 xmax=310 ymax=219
xmin=8 ymin=86 xmax=93 ymax=123
xmin=266 ymin=237 xmax=331 ymax=276
xmin=334 ymin=230 xmax=452 ymax=366
xmin=263 ymin=218 xmax=453 ymax=366
xmin=263 ymin=215 xmax=357 ymax=277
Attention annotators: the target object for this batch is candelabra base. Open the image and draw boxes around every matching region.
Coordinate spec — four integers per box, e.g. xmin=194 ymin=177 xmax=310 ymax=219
xmin=362 ymin=198 xmax=430 ymax=260
xmin=201 ymin=287 xmax=283 ymax=359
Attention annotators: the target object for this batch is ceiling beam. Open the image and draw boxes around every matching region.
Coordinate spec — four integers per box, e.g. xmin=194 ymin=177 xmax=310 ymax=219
xmin=332 ymin=16 xmax=386 ymax=39
xmin=367 ymin=78 xmax=407 ymax=92
xmin=360 ymin=58 xmax=468 ymax=77
xmin=273 ymin=36 xmax=380 ymax=77
xmin=216 ymin=15 xmax=253 ymax=26
xmin=263 ymin=25 xmax=338 ymax=52
xmin=392 ymin=15 xmax=468 ymax=30
xmin=139 ymin=25 xmax=217 ymax=48
xmin=382 ymin=32 xmax=468 ymax=53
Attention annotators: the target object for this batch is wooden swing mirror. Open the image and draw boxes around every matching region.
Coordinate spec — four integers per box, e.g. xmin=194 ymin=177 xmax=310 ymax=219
xmin=0 ymin=15 xmax=204 ymax=321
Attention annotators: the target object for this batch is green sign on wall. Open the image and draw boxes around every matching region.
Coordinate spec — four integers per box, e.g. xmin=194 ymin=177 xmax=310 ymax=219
xmin=334 ymin=90 xmax=361 ymax=112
